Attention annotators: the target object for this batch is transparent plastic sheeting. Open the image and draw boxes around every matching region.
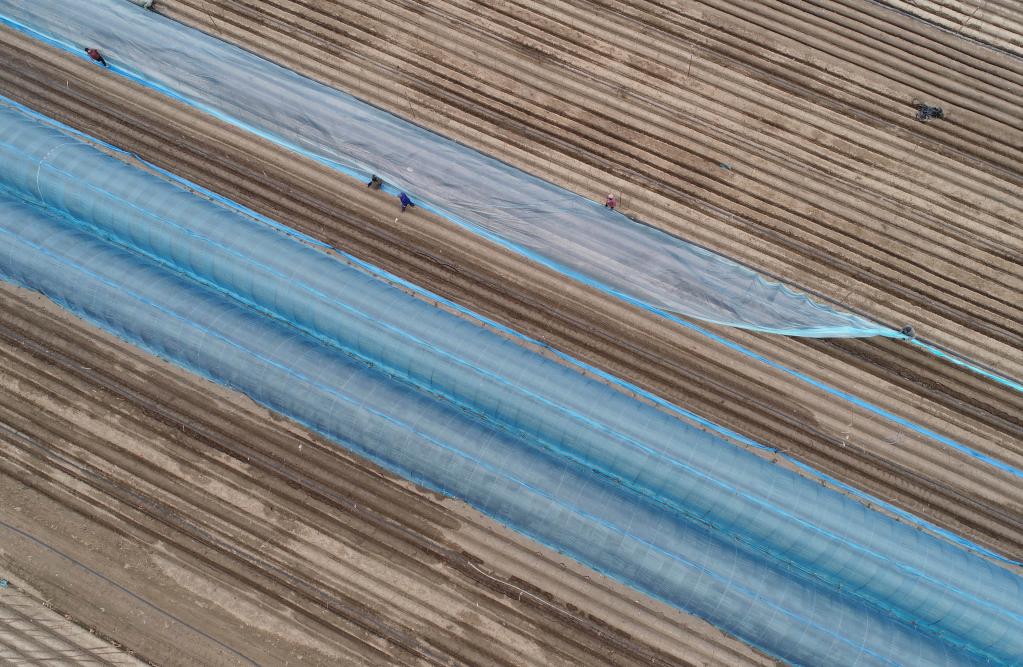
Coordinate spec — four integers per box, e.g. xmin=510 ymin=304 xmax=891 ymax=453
xmin=0 ymin=197 xmax=1013 ymax=667
xmin=0 ymin=0 xmax=896 ymax=339
xmin=1 ymin=107 xmax=1021 ymax=666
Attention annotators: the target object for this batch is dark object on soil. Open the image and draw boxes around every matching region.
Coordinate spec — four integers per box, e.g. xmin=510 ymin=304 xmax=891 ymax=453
xmin=367 ymin=174 xmax=383 ymax=189
xmin=399 ymin=192 xmax=415 ymax=212
xmin=901 ymin=325 xmax=916 ymax=339
xmin=912 ymin=100 xmax=944 ymax=122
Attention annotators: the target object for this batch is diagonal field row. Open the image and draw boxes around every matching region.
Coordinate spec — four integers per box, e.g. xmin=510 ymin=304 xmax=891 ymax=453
xmin=0 ymin=580 xmax=143 ymax=665
xmin=157 ymin=0 xmax=1023 ymax=379
xmin=874 ymin=0 xmax=1023 ymax=58
xmin=0 ymin=283 xmax=756 ymax=666
xmin=1 ymin=26 xmax=1020 ymax=566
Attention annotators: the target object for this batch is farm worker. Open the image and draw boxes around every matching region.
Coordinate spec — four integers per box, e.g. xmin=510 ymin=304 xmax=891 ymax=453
xmin=604 ymin=193 xmax=617 ymax=210
xmin=916 ymin=105 xmax=944 ymax=121
xmin=85 ymin=48 xmax=108 ymax=67
xmin=367 ymin=175 xmax=383 ymax=189
xmin=399 ymin=192 xmax=415 ymax=212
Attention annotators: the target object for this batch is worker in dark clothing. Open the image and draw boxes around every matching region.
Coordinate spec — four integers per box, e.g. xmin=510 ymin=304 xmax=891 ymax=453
xmin=85 ymin=47 xmax=108 ymax=67
xmin=367 ymin=175 xmax=383 ymax=189
xmin=916 ymin=105 xmax=944 ymax=121
xmin=399 ymin=192 xmax=415 ymax=212
xmin=912 ymin=100 xmax=943 ymax=122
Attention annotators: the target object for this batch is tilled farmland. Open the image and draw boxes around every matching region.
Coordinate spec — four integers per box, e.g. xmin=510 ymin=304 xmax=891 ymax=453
xmin=1 ymin=0 xmax=1021 ymax=664
xmin=1 ymin=282 xmax=762 ymax=666
xmin=158 ymin=0 xmax=1023 ymax=374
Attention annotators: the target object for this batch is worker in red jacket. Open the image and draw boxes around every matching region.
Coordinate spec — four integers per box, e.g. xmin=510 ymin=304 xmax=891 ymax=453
xmin=85 ymin=48 xmax=108 ymax=67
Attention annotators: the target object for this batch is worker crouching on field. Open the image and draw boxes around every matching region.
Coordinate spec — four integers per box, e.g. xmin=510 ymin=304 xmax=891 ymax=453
xmin=604 ymin=193 xmax=617 ymax=210
xmin=85 ymin=47 xmax=108 ymax=67
xmin=399 ymin=192 xmax=415 ymax=212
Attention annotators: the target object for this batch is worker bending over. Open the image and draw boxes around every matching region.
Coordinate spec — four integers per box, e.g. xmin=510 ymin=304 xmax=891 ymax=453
xmin=399 ymin=192 xmax=415 ymax=212
xmin=85 ymin=47 xmax=108 ymax=67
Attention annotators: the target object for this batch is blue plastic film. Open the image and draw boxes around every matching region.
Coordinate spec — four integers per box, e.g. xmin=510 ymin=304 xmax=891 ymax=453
xmin=0 ymin=0 xmax=896 ymax=338
xmin=0 ymin=192 xmax=1004 ymax=667
xmin=0 ymin=104 xmax=1020 ymax=665
xmin=7 ymin=90 xmax=1007 ymax=565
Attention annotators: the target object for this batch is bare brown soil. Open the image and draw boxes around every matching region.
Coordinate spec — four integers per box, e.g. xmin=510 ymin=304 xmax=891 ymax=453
xmin=0 ymin=282 xmax=764 ymax=666
xmin=875 ymin=0 xmax=1023 ymax=58
xmin=0 ymin=577 xmax=144 ymax=665
xmin=0 ymin=0 xmax=1021 ymax=662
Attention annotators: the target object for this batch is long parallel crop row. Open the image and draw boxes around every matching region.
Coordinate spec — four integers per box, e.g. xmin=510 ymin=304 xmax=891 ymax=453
xmin=875 ymin=0 xmax=1023 ymax=58
xmin=158 ymin=0 xmax=1023 ymax=377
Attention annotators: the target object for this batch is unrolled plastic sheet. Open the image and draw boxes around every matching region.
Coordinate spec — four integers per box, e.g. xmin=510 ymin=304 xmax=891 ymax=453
xmin=0 ymin=193 xmax=1006 ymax=667
xmin=0 ymin=0 xmax=897 ymax=338
xmin=0 ymin=104 xmax=1021 ymax=666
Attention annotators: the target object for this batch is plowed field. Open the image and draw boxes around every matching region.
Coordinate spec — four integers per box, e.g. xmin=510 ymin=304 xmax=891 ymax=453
xmin=1 ymin=0 xmax=1021 ymax=663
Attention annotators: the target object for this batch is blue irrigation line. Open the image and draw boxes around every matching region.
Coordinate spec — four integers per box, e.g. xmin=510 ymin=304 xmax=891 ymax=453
xmin=633 ymin=303 xmax=1023 ymax=481
xmin=0 ymin=518 xmax=260 ymax=666
xmin=911 ymin=338 xmax=1023 ymax=394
